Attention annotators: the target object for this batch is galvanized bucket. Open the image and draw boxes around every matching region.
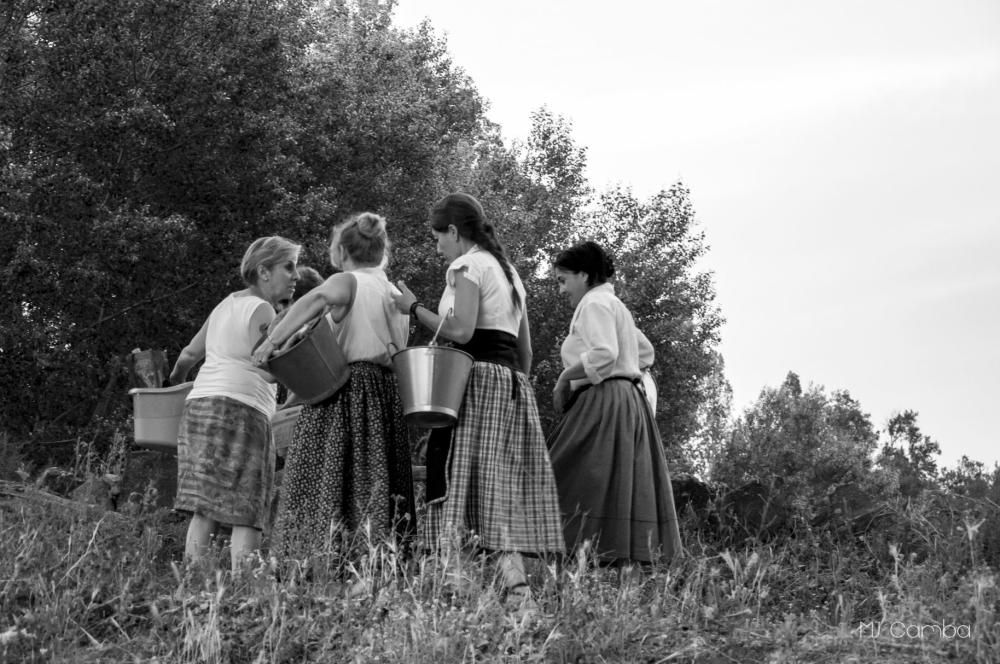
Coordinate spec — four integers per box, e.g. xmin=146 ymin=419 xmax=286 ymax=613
xmin=391 ymin=344 xmax=473 ymax=428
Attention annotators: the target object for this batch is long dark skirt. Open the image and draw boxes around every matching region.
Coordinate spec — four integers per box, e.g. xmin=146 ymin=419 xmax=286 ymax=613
xmin=423 ymin=362 xmax=565 ymax=555
xmin=272 ymin=362 xmax=414 ymax=557
xmin=547 ymin=380 xmax=682 ymax=563
xmin=175 ymin=396 xmax=275 ymax=530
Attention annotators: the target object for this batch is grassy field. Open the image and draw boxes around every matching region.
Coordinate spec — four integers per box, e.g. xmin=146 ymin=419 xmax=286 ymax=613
xmin=1 ymin=477 xmax=996 ymax=664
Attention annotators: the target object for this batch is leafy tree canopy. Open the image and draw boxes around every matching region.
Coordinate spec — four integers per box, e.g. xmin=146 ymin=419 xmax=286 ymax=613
xmin=713 ymin=371 xmax=882 ymax=520
xmin=1 ymin=0 xmax=723 ymax=471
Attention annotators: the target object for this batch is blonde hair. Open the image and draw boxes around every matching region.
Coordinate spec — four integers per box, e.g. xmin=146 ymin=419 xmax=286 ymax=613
xmin=240 ymin=236 xmax=301 ymax=285
xmin=330 ymin=212 xmax=389 ymax=267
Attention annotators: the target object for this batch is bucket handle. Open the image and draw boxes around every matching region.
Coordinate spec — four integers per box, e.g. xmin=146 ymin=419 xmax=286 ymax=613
xmin=429 ymin=308 xmax=452 ymax=346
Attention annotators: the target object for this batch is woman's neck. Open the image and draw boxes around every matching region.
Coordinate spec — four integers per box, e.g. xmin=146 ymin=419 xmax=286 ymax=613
xmin=342 ymin=258 xmax=379 ymax=271
xmin=244 ymin=284 xmax=269 ymax=303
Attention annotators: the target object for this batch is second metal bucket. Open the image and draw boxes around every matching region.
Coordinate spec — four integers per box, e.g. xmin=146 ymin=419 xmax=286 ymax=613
xmin=391 ymin=345 xmax=473 ymax=428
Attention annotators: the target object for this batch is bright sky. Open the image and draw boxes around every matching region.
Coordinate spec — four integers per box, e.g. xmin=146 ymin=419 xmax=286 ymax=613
xmin=393 ymin=0 xmax=1000 ymax=470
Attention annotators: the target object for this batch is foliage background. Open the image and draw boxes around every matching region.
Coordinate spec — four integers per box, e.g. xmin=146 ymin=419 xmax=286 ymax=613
xmin=2 ymin=2 xmax=999 ymax=662
xmin=0 ymin=0 xmax=721 ymax=459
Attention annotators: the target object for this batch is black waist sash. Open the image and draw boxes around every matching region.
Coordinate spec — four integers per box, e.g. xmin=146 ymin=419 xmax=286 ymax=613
xmin=425 ymin=329 xmax=521 ymax=503
xmin=456 ymin=329 xmax=520 ymax=372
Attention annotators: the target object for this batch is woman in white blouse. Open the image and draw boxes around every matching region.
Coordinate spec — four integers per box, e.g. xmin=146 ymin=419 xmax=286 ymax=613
xmin=547 ymin=241 xmax=682 ymax=565
xmin=394 ymin=192 xmax=564 ymax=609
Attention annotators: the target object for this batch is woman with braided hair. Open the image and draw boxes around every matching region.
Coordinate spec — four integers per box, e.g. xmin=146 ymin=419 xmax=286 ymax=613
xmin=393 ymin=192 xmax=564 ymax=609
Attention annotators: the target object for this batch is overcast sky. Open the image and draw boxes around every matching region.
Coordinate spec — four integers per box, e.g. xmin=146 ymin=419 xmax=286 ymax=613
xmin=393 ymin=0 xmax=1000 ymax=469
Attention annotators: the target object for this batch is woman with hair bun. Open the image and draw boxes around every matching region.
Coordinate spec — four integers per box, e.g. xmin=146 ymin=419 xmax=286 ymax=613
xmin=548 ymin=240 xmax=682 ymax=565
xmin=393 ymin=192 xmax=564 ymax=608
xmin=253 ymin=212 xmax=414 ymax=561
xmin=170 ymin=235 xmax=300 ymax=572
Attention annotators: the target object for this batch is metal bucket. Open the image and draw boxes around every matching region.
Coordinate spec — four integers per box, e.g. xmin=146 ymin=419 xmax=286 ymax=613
xmin=129 ymin=381 xmax=194 ymax=453
xmin=266 ymin=316 xmax=350 ymax=405
xmin=391 ymin=345 xmax=473 ymax=428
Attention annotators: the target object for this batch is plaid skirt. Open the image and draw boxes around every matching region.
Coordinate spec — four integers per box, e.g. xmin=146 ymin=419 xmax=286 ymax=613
xmin=272 ymin=362 xmax=414 ymax=557
xmin=424 ymin=362 xmax=565 ymax=555
xmin=547 ymin=379 xmax=683 ymax=563
xmin=174 ymin=396 xmax=275 ymax=530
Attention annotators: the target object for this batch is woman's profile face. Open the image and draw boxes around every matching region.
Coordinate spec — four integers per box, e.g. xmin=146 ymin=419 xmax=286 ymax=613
xmin=260 ymin=259 xmax=298 ymax=306
xmin=433 ymin=226 xmax=461 ymax=262
xmin=553 ymin=267 xmax=589 ymax=308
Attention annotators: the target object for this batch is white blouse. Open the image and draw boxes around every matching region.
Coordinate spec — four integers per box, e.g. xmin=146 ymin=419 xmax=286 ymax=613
xmin=560 ymin=283 xmax=654 ymax=392
xmin=437 ymin=246 xmax=526 ymax=336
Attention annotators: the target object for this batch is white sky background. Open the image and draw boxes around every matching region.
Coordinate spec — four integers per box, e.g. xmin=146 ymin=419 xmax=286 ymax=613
xmin=392 ymin=0 xmax=1000 ymax=469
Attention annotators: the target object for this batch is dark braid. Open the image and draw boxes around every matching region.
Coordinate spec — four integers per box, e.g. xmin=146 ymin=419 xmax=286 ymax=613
xmin=430 ymin=193 xmax=522 ymax=309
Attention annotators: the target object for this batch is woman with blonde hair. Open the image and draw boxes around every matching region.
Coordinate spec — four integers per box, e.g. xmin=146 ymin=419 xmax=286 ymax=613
xmin=254 ymin=213 xmax=413 ymax=561
xmin=170 ymin=236 xmax=300 ymax=571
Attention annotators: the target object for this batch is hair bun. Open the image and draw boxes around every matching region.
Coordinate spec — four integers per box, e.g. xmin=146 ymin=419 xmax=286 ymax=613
xmin=356 ymin=212 xmax=385 ymax=238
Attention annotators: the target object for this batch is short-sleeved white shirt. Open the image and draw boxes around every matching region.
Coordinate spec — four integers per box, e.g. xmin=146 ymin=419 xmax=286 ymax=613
xmin=437 ymin=246 xmax=526 ymax=336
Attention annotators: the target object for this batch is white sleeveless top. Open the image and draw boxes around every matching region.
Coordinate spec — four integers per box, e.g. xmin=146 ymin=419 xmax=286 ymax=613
xmin=332 ymin=267 xmax=409 ymax=366
xmin=188 ymin=293 xmax=277 ymax=416
xmin=438 ymin=246 xmax=526 ymax=336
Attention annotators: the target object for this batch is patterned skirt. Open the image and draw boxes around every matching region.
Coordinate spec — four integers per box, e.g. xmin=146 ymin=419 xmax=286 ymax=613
xmin=174 ymin=396 xmax=275 ymax=530
xmin=424 ymin=362 xmax=565 ymax=555
xmin=547 ymin=379 xmax=682 ymax=563
xmin=272 ymin=362 xmax=414 ymax=557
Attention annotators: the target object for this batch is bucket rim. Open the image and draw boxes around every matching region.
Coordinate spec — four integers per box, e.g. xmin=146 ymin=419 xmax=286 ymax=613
xmin=128 ymin=381 xmax=194 ymax=396
xmin=390 ymin=345 xmax=474 ymax=362
xmin=268 ymin=331 xmax=312 ymax=364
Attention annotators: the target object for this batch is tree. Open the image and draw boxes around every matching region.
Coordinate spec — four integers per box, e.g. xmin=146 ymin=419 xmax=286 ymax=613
xmin=714 ymin=372 xmax=882 ymax=521
xmin=1 ymin=0 xmax=724 ymax=473
xmin=939 ymin=456 xmax=997 ymax=499
xmin=876 ymin=410 xmax=942 ymax=498
xmin=0 ymin=0 xmax=493 ymax=445
xmin=683 ymin=350 xmax=733 ymax=477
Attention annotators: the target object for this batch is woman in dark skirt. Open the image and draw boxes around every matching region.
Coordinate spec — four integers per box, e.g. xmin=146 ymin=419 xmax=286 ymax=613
xmin=547 ymin=241 xmax=683 ymax=564
xmin=392 ymin=192 xmax=564 ymax=608
xmin=253 ymin=213 xmax=413 ymax=561
xmin=170 ymin=236 xmax=301 ymax=572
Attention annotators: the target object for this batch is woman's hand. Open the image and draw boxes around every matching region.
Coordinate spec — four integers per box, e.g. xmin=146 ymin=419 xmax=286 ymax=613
xmin=393 ymin=280 xmax=417 ymax=314
xmin=167 ymin=365 xmax=187 ymax=386
xmin=251 ymin=338 xmax=275 ymax=367
xmin=552 ymin=376 xmax=572 ymax=413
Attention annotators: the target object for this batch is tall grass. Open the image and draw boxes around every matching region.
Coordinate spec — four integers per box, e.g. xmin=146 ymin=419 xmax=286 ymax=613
xmin=1 ymin=492 xmax=995 ymax=664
